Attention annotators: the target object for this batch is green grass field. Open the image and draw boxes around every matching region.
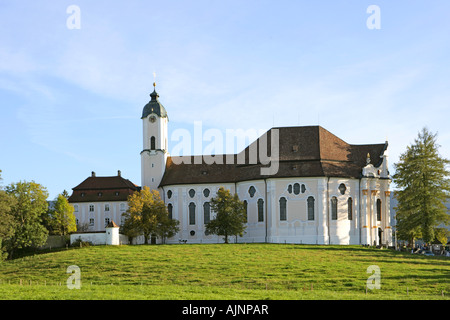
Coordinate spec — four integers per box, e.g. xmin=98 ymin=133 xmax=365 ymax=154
xmin=0 ymin=244 xmax=448 ymax=300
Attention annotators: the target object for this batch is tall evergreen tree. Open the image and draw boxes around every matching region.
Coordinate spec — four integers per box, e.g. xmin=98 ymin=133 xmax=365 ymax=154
xmin=393 ymin=127 xmax=450 ymax=245
xmin=206 ymin=187 xmax=247 ymax=244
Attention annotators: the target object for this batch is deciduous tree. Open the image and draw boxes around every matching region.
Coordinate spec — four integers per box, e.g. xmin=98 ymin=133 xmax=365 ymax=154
xmin=206 ymin=187 xmax=246 ymax=244
xmin=48 ymin=194 xmax=77 ymax=236
xmin=4 ymin=181 xmax=49 ymax=258
xmin=123 ymin=187 xmax=179 ymax=244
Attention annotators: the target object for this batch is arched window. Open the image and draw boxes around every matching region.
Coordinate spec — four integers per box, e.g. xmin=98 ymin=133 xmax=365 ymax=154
xmin=331 ymin=197 xmax=338 ymax=220
xmin=203 ymin=202 xmax=210 ymax=224
xmin=189 ymin=189 xmax=195 ymax=198
xmin=348 ymin=197 xmax=353 ymax=220
xmin=243 ymin=200 xmax=248 ymax=222
xmin=203 ymin=188 xmax=210 ymax=198
xmin=257 ymin=198 xmax=264 ymax=222
xmin=189 ymin=202 xmax=196 ymax=225
xmin=120 ymin=203 xmax=126 ymax=212
xmin=279 ymin=197 xmax=287 ymax=221
xmin=150 ymin=136 xmax=156 ymax=150
xmin=307 ymin=196 xmax=315 ymax=220
xmin=167 ymin=190 xmax=172 ymax=199
xmin=167 ymin=203 xmax=173 ymax=220
xmin=376 ymin=199 xmax=382 ymax=221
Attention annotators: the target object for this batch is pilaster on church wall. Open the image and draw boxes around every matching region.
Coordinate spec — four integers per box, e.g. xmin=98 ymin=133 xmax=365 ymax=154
xmin=360 ymin=177 xmax=370 ymax=245
xmin=316 ymin=178 xmax=328 ymax=244
xmin=271 ymin=180 xmax=278 ymax=239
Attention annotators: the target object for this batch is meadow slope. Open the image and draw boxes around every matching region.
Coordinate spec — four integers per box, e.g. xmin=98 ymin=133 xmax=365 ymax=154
xmin=0 ymin=244 xmax=448 ymax=300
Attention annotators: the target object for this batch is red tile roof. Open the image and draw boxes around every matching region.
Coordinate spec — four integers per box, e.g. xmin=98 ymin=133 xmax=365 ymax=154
xmin=159 ymin=126 xmax=386 ymax=186
xmin=68 ymin=175 xmax=138 ymax=203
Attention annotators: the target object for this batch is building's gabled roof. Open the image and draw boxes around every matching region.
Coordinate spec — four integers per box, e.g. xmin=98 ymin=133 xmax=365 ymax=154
xmin=159 ymin=126 xmax=387 ymax=187
xmin=68 ymin=171 xmax=138 ymax=203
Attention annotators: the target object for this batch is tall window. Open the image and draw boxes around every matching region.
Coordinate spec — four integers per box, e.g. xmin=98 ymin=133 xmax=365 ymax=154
xmin=167 ymin=203 xmax=173 ymax=220
xmin=376 ymin=199 xmax=382 ymax=221
xmin=105 ymin=204 xmax=110 ymax=212
xmin=105 ymin=217 xmax=110 ymax=227
xmin=74 ymin=205 xmax=79 ymax=212
xmin=348 ymin=198 xmax=353 ymax=220
xmin=279 ymin=197 xmax=287 ymax=221
xmin=150 ymin=136 xmax=156 ymax=150
xmin=189 ymin=202 xmax=196 ymax=225
xmin=203 ymin=202 xmax=210 ymax=224
xmin=307 ymin=196 xmax=315 ymax=220
xmin=331 ymin=197 xmax=338 ymax=220
xmin=89 ymin=204 xmax=94 ymax=212
xmin=243 ymin=200 xmax=248 ymax=222
xmin=257 ymin=199 xmax=264 ymax=222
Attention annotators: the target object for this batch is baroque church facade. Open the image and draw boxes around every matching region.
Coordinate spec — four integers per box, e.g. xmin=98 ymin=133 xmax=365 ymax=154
xmin=70 ymin=85 xmax=393 ymax=246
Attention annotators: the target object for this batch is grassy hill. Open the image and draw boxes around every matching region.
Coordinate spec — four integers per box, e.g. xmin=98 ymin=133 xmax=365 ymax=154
xmin=0 ymin=244 xmax=449 ymax=300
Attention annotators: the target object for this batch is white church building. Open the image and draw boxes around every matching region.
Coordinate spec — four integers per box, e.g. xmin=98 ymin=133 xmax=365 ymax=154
xmin=69 ymin=85 xmax=393 ymax=246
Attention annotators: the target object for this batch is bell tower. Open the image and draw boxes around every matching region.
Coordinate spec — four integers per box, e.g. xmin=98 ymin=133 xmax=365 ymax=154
xmin=140 ymin=82 xmax=169 ymax=191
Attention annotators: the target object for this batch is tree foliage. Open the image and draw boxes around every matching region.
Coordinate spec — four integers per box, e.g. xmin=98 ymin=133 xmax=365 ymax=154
xmin=0 ymin=171 xmax=17 ymax=261
xmin=393 ymin=127 xmax=450 ymax=245
xmin=48 ymin=194 xmax=77 ymax=236
xmin=122 ymin=186 xmax=179 ymax=244
xmin=205 ymin=187 xmax=247 ymax=243
xmin=4 ymin=181 xmax=49 ymax=258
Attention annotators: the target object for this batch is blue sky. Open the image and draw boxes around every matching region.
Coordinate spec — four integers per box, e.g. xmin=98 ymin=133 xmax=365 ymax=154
xmin=0 ymin=0 xmax=449 ymax=199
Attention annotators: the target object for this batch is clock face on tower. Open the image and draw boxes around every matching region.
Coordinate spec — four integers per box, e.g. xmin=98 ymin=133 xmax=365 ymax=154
xmin=149 ymin=116 xmax=156 ymax=123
